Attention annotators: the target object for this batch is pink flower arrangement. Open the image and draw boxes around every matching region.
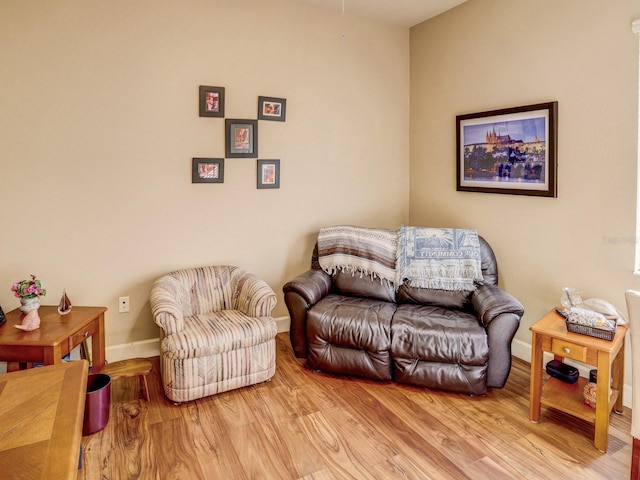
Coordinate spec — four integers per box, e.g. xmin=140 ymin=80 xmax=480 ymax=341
xmin=11 ymin=275 xmax=46 ymax=299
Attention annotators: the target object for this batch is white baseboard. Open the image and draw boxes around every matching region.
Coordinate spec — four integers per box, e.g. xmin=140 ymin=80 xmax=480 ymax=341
xmin=106 ymin=338 xmax=159 ymax=363
xmin=275 ymin=315 xmax=290 ymax=333
xmin=104 ymin=316 xmax=291 ymax=363
xmin=512 ymin=338 xmax=632 ymax=409
xmin=511 ymin=338 xmax=531 ymax=363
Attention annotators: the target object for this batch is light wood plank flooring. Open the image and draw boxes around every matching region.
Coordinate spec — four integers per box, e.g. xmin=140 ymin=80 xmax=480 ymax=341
xmin=80 ymin=333 xmax=632 ymax=479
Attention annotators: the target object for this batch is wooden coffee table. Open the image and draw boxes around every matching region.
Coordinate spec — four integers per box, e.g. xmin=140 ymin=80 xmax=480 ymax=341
xmin=0 ymin=360 xmax=89 ymax=479
xmin=0 ymin=306 xmax=107 ymax=372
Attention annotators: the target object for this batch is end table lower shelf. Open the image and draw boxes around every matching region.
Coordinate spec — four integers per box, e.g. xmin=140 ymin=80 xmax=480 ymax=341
xmin=541 ymin=376 xmax=619 ymax=424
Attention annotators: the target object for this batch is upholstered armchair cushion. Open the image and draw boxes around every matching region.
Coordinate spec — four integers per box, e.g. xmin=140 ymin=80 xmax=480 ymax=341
xmin=151 ymin=266 xmax=276 ymax=321
xmin=162 ymin=310 xmax=276 ymax=359
xmin=150 ymin=265 xmax=277 ymax=402
xmin=234 ymin=272 xmax=279 ymax=317
xmin=626 ymin=290 xmax=640 ymax=476
xmin=149 ymin=274 xmax=187 ymax=336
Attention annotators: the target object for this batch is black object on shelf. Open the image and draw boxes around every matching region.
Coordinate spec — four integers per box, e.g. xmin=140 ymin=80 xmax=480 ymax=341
xmin=546 ymin=359 xmax=579 ymax=384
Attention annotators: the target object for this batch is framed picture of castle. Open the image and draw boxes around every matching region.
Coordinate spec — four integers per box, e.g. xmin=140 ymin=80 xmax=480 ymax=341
xmin=456 ymin=101 xmax=558 ymax=197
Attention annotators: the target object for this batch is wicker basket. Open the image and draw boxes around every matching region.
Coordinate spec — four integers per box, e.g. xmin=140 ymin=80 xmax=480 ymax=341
xmin=565 ymin=320 xmax=615 ymax=341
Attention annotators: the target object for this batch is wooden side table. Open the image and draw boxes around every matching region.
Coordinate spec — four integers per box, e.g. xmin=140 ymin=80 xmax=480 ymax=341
xmin=0 ymin=360 xmax=89 ymax=479
xmin=529 ymin=308 xmax=627 ymax=452
xmin=0 ymin=306 xmax=107 ymax=372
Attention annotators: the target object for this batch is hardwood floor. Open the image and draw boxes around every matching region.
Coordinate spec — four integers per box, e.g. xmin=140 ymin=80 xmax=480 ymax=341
xmin=80 ymin=333 xmax=632 ymax=479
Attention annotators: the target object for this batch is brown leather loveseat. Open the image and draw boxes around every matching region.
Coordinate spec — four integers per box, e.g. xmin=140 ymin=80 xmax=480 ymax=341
xmin=283 ymin=227 xmax=524 ymax=395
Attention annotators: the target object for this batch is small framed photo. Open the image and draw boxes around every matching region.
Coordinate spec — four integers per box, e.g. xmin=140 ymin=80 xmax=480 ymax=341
xmin=199 ymin=86 xmax=225 ymax=117
xmin=456 ymin=101 xmax=558 ymax=197
xmin=257 ymin=159 xmax=280 ymax=189
xmin=258 ymin=96 xmax=286 ymax=122
xmin=226 ymin=119 xmax=258 ymax=158
xmin=192 ymin=158 xmax=224 ymax=183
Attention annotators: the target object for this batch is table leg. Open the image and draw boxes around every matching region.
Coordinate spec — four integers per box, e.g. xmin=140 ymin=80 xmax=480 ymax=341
xmin=43 ymin=345 xmax=62 ymax=366
xmin=529 ymin=332 xmax=543 ymax=423
xmin=91 ymin=313 xmax=106 ymax=373
xmin=612 ymin=340 xmax=624 ymax=414
xmin=594 ymin=350 xmax=611 ymax=452
xmin=632 ymin=437 xmax=640 ymax=479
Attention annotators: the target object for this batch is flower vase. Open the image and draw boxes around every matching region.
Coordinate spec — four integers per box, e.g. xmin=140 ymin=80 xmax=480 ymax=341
xmin=20 ymin=296 xmax=40 ymax=314
xmin=15 ymin=296 xmax=41 ymax=331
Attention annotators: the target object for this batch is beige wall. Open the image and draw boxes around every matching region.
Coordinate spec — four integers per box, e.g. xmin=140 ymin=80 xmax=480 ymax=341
xmin=411 ymin=0 xmax=639 ymax=395
xmin=4 ymin=0 xmax=637 ymax=400
xmin=0 ymin=0 xmax=410 ymax=348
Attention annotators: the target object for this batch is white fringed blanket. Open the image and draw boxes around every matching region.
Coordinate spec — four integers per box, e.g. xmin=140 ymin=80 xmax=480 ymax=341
xmin=396 ymin=226 xmax=483 ymax=291
xmin=317 ymin=225 xmax=397 ymax=285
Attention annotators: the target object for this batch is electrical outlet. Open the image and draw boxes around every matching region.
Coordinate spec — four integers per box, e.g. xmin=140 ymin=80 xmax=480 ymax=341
xmin=118 ymin=296 xmax=130 ymax=313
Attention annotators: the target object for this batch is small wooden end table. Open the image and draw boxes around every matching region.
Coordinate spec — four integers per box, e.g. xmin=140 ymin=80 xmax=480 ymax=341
xmin=529 ymin=308 xmax=627 ymax=452
xmin=0 ymin=360 xmax=89 ymax=479
xmin=0 ymin=305 xmax=107 ymax=372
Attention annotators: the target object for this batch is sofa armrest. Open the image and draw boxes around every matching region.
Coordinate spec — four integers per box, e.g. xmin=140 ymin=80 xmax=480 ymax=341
xmin=283 ymin=269 xmax=332 ymax=358
xmin=283 ymin=269 xmax=332 ymax=306
xmin=150 ymin=276 xmax=186 ymax=336
xmin=471 ymin=283 xmax=524 ymax=327
xmin=471 ymin=283 xmax=524 ymax=388
xmin=234 ymin=272 xmax=277 ymax=317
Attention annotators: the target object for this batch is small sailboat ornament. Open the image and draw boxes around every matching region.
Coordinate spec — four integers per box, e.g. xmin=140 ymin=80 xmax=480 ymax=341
xmin=58 ymin=289 xmax=72 ymax=315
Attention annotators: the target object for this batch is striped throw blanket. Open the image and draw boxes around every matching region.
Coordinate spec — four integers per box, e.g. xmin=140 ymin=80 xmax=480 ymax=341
xmin=317 ymin=225 xmax=397 ymax=285
xmin=396 ymin=226 xmax=483 ymax=291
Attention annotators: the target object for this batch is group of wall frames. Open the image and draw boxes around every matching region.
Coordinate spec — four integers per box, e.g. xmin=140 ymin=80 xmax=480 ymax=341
xmin=192 ymin=157 xmax=280 ymax=189
xmin=194 ymin=86 xmax=286 ymax=189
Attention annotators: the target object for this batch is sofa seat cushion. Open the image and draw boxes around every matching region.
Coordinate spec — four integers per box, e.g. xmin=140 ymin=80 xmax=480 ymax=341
xmin=306 ymin=294 xmax=396 ymax=380
xmin=390 ymin=304 xmax=489 ymax=394
xmin=162 ymin=310 xmax=277 ymax=360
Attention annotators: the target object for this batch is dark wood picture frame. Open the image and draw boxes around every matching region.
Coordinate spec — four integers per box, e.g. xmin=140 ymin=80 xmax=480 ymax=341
xmin=258 ymin=96 xmax=286 ymax=122
xmin=257 ymin=159 xmax=280 ymax=189
xmin=225 ymin=119 xmax=258 ymax=158
xmin=199 ymin=86 xmax=225 ymax=118
xmin=192 ymin=158 xmax=224 ymax=183
xmin=456 ymin=101 xmax=558 ymax=197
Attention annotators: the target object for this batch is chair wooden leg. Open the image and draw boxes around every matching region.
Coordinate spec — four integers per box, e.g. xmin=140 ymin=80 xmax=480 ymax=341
xmin=632 ymin=437 xmax=640 ymax=480
xmin=140 ymin=374 xmax=150 ymax=402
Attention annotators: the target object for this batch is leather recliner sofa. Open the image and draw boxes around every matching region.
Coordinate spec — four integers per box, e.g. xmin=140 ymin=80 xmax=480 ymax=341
xmin=283 ymin=233 xmax=524 ymax=395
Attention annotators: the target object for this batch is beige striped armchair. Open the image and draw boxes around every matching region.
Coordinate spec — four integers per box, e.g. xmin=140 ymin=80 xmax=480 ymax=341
xmin=150 ymin=265 xmax=277 ymax=402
